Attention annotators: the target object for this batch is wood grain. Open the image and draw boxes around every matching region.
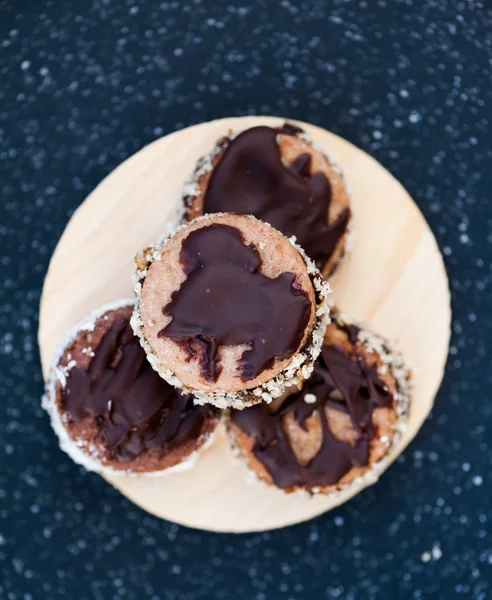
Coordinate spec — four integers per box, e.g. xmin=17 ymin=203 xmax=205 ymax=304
xmin=38 ymin=116 xmax=451 ymax=533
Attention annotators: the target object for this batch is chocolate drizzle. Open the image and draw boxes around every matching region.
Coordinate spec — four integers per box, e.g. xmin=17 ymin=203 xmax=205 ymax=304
xmin=159 ymin=224 xmax=311 ymax=382
xmin=202 ymin=126 xmax=350 ymax=269
xmin=230 ymin=344 xmax=392 ymax=489
xmin=62 ymin=319 xmax=216 ymax=462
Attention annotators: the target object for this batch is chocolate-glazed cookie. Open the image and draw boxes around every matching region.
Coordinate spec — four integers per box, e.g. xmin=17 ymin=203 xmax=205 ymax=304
xmin=227 ymin=308 xmax=411 ymax=494
xmin=132 ymin=214 xmax=331 ymax=410
xmin=183 ymin=122 xmax=352 ymax=277
xmin=43 ymin=300 xmax=220 ymax=475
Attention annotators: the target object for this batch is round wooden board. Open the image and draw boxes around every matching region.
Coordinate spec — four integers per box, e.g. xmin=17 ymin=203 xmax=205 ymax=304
xmin=38 ymin=116 xmax=451 ymax=533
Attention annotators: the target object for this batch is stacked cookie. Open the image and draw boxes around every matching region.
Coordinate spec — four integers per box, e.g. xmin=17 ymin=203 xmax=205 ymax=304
xmin=44 ymin=122 xmax=411 ymax=494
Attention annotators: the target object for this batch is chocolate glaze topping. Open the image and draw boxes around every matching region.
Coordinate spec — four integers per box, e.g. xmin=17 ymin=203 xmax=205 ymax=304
xmin=201 ymin=125 xmax=350 ymax=269
xmin=230 ymin=343 xmax=392 ymax=489
xmin=62 ymin=319 xmax=216 ymax=462
xmin=159 ymin=224 xmax=311 ymax=383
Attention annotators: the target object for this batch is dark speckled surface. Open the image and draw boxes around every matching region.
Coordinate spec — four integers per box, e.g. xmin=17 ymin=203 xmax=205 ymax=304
xmin=1 ymin=1 xmax=491 ymax=598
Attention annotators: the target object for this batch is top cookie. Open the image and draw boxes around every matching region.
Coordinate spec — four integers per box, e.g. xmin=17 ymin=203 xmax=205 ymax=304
xmin=132 ymin=213 xmax=331 ymax=409
xmin=183 ymin=122 xmax=352 ymax=277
